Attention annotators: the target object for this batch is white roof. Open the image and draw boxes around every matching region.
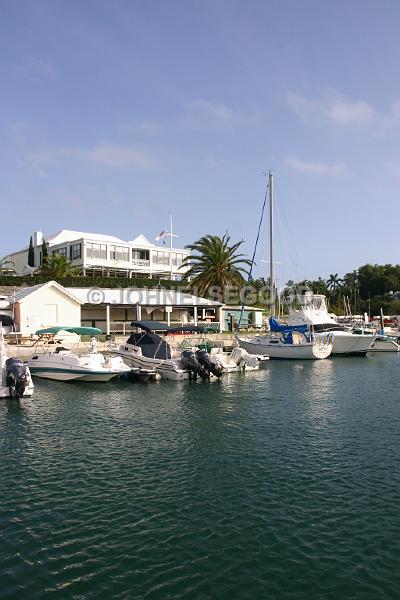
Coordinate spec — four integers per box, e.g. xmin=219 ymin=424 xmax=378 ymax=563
xmin=7 ymin=230 xmax=188 ymax=255
xmin=67 ymin=287 xmax=222 ymax=307
xmin=10 ymin=281 xmax=83 ymax=305
xmin=223 ymin=305 xmax=263 ymax=311
xmin=48 ymin=230 xmax=126 ymax=245
xmin=128 ymin=234 xmax=155 ymax=247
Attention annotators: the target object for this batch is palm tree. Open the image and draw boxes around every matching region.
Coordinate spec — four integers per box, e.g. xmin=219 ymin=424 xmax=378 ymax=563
xmin=326 ymin=273 xmax=343 ymax=293
xmin=39 ymin=254 xmax=81 ymax=278
xmin=180 ymin=234 xmax=252 ymax=297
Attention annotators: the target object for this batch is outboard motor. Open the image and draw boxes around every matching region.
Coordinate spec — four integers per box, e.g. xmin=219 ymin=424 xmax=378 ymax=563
xmin=180 ymin=351 xmax=207 ymax=379
xmin=5 ymin=358 xmax=29 ymax=399
xmin=196 ymin=349 xmax=223 ymax=378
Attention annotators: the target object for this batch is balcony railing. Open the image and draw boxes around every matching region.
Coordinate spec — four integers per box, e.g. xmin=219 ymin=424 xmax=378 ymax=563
xmin=131 ymin=259 xmax=150 ymax=266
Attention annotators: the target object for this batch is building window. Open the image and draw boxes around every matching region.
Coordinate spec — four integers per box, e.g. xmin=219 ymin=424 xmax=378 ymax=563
xmin=152 ymin=250 xmax=170 ymax=265
xmin=110 ymin=245 xmax=129 ymax=261
xmin=70 ymin=243 xmax=82 ymax=261
xmin=53 ymin=247 xmax=68 ymax=257
xmin=172 ymin=252 xmax=183 ymax=266
xmin=86 ymin=243 xmax=107 ymax=260
xmin=132 ymin=249 xmax=149 ymax=263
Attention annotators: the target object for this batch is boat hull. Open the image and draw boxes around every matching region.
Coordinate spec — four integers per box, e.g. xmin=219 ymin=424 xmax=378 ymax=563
xmin=28 ymin=367 xmax=119 ymax=382
xmin=314 ymin=332 xmax=374 ymax=356
xmin=112 ymin=350 xmax=190 ymax=381
xmin=237 ymin=337 xmax=331 ymax=359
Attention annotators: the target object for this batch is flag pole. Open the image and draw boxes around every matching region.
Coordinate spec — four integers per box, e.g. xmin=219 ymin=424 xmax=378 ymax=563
xmin=169 ymin=211 xmax=173 ymax=279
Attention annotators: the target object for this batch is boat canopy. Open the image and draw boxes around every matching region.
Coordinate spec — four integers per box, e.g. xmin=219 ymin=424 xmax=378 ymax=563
xmin=167 ymin=325 xmax=206 ymax=334
xmin=35 ymin=326 xmax=103 ymax=336
xmin=131 ymin=321 xmax=206 ymax=334
xmin=269 ymin=317 xmax=309 ymax=334
xmin=126 ymin=331 xmax=171 ymax=359
xmin=131 ymin=320 xmax=170 ymax=332
xmin=0 ymin=314 xmax=15 ymax=326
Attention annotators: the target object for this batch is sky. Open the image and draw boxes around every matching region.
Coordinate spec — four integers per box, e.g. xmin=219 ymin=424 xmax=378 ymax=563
xmin=1 ymin=0 xmax=400 ymax=286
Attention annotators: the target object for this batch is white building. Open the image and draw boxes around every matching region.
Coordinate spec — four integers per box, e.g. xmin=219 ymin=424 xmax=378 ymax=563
xmin=6 ymin=229 xmax=190 ymax=280
xmin=1 ymin=282 xmax=223 ymax=335
xmin=9 ymin=281 xmax=82 ymax=335
xmin=68 ymin=287 xmax=223 ymax=334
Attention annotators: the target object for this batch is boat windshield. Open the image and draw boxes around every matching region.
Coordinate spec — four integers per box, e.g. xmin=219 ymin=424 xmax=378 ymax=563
xmin=312 ymin=323 xmax=345 ymax=332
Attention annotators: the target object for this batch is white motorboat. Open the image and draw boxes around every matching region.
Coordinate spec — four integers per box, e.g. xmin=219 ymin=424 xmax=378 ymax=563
xmin=237 ymin=317 xmax=333 ymax=360
xmin=110 ymin=321 xmax=265 ymax=380
xmin=286 ymin=293 xmax=375 ymax=356
xmin=0 ymin=319 xmax=34 ymax=398
xmin=367 ymin=335 xmax=400 ymax=352
xmin=28 ymin=326 xmax=131 ymax=382
xmin=109 ymin=322 xmax=196 ymax=380
xmin=208 ymin=346 xmax=267 ymax=372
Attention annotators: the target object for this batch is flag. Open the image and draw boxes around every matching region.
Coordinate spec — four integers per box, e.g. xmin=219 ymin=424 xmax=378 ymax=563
xmin=155 ymin=228 xmax=168 ymax=241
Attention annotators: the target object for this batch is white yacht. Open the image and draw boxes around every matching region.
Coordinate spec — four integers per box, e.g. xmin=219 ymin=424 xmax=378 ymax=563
xmin=110 ymin=321 xmax=264 ymax=380
xmin=28 ymin=327 xmax=131 ymax=382
xmin=286 ymin=293 xmax=375 ymax=356
xmin=0 ymin=320 xmax=34 ymax=398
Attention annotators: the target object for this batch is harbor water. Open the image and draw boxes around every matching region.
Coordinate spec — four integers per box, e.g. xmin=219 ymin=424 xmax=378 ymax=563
xmin=1 ymin=354 xmax=400 ymax=599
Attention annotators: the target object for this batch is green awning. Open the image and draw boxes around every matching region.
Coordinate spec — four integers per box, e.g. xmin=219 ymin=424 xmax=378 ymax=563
xmin=35 ymin=326 xmax=103 ymax=336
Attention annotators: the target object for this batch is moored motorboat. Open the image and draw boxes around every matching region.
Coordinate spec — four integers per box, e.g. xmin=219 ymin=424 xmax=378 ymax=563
xmin=367 ymin=335 xmax=400 ymax=352
xmin=27 ymin=326 xmax=131 ymax=382
xmin=287 ymin=293 xmax=375 ymax=356
xmin=0 ymin=322 xmax=34 ymax=398
xmin=110 ymin=321 xmax=264 ymax=380
xmin=110 ymin=322 xmax=198 ymax=380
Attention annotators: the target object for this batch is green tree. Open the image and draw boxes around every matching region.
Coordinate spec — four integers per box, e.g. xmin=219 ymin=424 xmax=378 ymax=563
xmin=326 ymin=273 xmax=343 ymax=293
xmin=41 ymin=238 xmax=49 ymax=265
xmin=180 ymin=234 xmax=252 ymax=297
xmin=28 ymin=236 xmax=35 ymax=267
xmin=39 ymin=253 xmax=81 ymax=278
xmin=358 ymin=263 xmax=400 ymax=300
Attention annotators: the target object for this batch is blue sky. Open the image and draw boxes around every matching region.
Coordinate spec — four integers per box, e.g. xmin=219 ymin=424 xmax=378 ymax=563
xmin=1 ymin=0 xmax=399 ymax=286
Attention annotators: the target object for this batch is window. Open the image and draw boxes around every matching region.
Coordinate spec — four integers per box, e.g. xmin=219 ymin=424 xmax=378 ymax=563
xmin=70 ymin=243 xmax=82 ymax=261
xmin=53 ymin=247 xmax=67 ymax=257
xmin=172 ymin=253 xmax=183 ymax=266
xmin=152 ymin=250 xmax=170 ymax=265
xmin=132 ymin=249 xmax=149 ymax=261
xmin=86 ymin=243 xmax=107 ymax=260
xmin=110 ymin=245 xmax=129 ymax=261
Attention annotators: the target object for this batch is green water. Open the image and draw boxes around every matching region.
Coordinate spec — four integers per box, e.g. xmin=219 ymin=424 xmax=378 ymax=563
xmin=1 ymin=354 xmax=400 ymax=599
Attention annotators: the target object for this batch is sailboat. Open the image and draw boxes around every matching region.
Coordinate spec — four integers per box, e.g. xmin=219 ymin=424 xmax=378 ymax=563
xmin=236 ymin=172 xmax=333 ymax=360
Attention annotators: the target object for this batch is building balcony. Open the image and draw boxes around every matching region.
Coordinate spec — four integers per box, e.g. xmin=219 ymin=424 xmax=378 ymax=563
xmin=131 ymin=259 xmax=150 ymax=267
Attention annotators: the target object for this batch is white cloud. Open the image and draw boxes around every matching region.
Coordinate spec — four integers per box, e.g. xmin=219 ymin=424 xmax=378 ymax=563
xmin=16 ymin=57 xmax=57 ymax=81
xmin=182 ymin=99 xmax=252 ymax=129
xmin=19 ymin=143 xmax=157 ymax=175
xmin=87 ymin=143 xmax=156 ymax=168
xmin=286 ymin=157 xmax=348 ymax=176
xmin=186 ymin=99 xmax=238 ymax=122
xmin=287 ymin=90 xmax=400 ymax=131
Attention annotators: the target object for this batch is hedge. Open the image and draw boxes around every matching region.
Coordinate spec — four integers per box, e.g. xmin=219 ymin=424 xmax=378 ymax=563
xmin=0 ymin=274 xmax=186 ymax=290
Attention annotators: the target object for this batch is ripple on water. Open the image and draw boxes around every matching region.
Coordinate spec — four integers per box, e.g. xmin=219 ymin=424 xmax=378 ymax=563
xmin=1 ymin=356 xmax=400 ymax=599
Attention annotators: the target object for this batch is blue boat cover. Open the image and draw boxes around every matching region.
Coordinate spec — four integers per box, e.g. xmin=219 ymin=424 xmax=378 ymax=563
xmin=269 ymin=317 xmax=309 ymax=334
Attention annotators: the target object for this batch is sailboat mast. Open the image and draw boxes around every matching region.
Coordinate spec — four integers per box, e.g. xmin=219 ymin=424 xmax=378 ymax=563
xmin=169 ymin=211 xmax=173 ymax=279
xmin=269 ymin=171 xmax=275 ymax=316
